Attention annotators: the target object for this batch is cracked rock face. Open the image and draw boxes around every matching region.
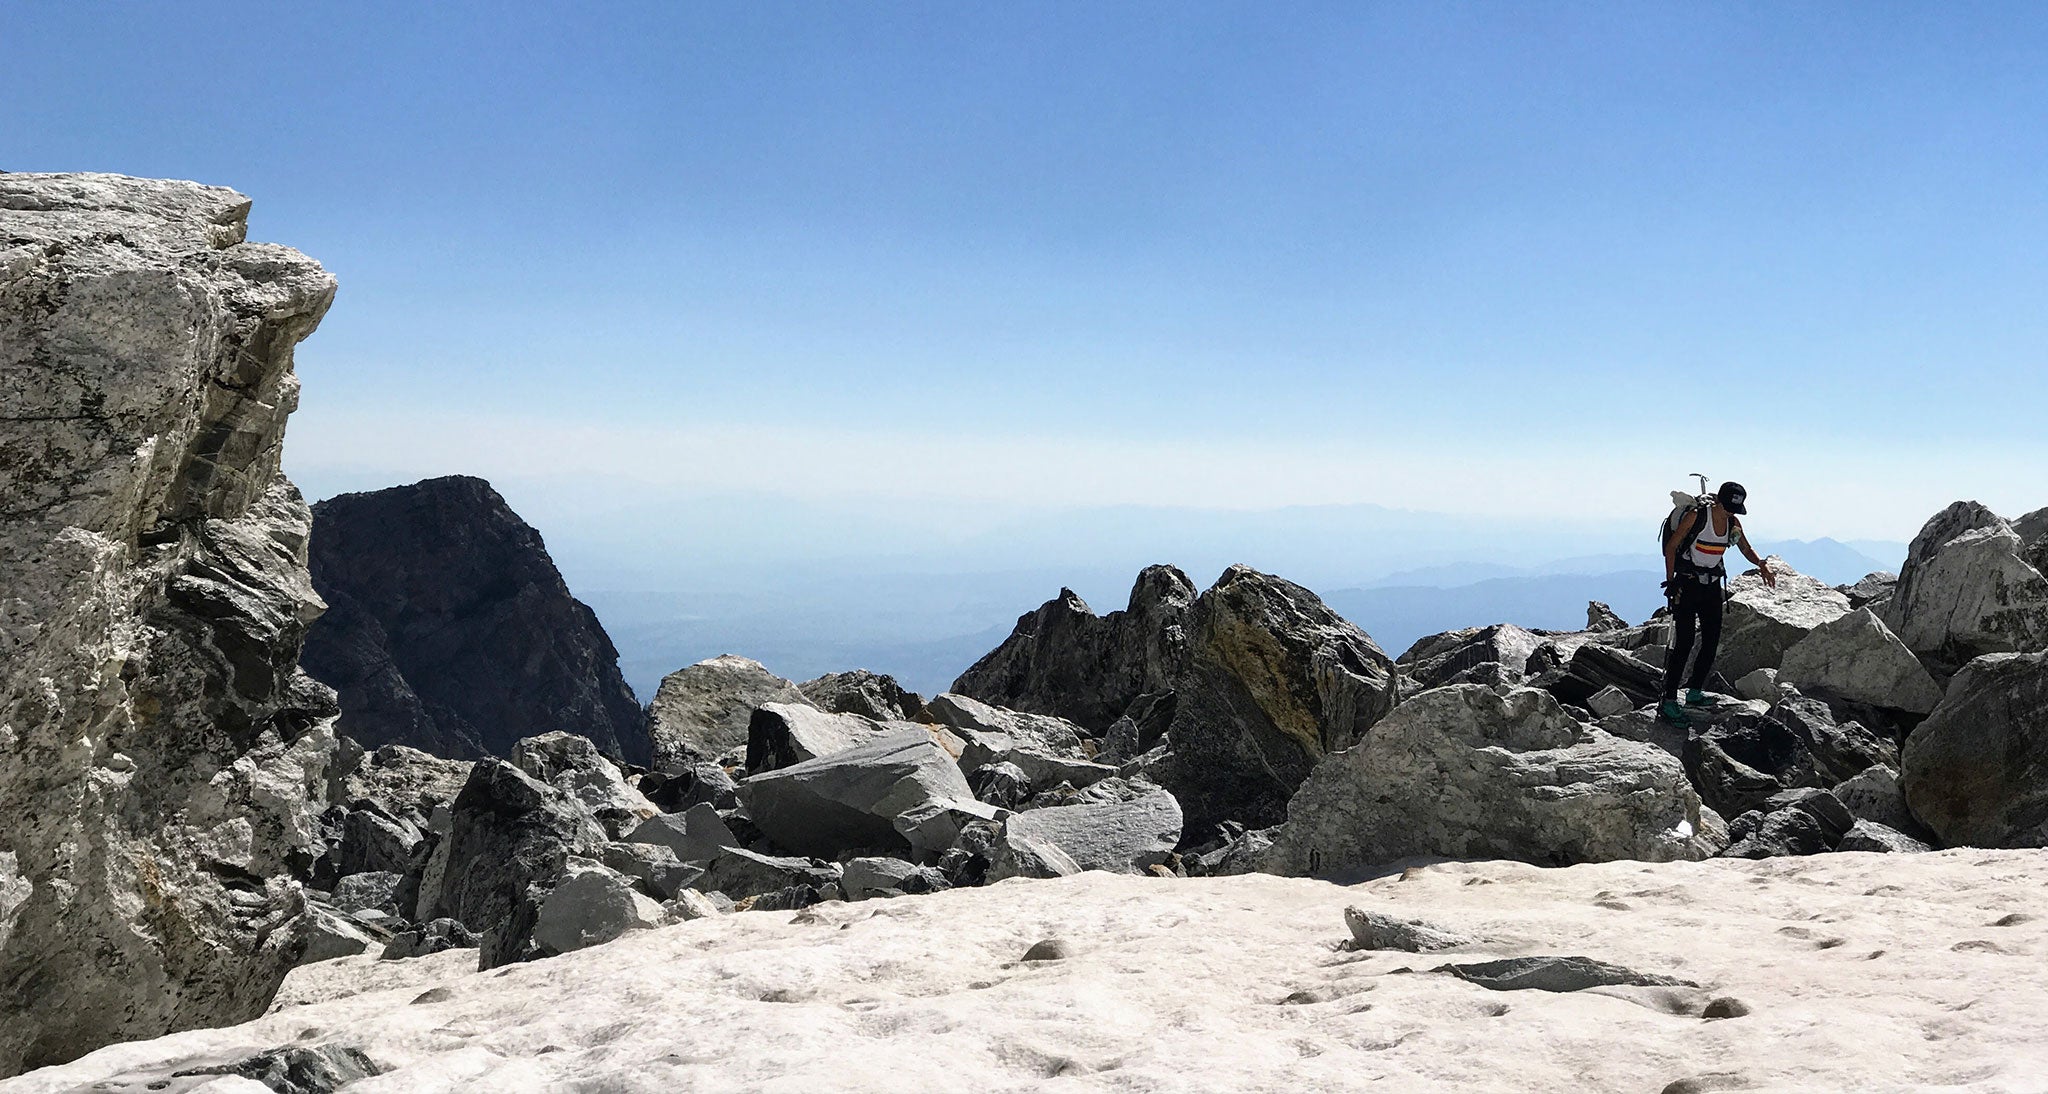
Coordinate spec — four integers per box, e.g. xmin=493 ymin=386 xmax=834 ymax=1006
xmin=0 ymin=173 xmax=339 ymax=1074
xmin=1882 ymin=501 xmax=2048 ymax=666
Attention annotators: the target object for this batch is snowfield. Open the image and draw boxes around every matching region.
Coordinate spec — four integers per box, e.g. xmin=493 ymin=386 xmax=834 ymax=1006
xmin=14 ymin=850 xmax=2048 ymax=1093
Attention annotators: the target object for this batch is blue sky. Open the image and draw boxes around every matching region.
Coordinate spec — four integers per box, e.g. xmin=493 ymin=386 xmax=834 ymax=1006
xmin=10 ymin=2 xmax=2048 ymax=545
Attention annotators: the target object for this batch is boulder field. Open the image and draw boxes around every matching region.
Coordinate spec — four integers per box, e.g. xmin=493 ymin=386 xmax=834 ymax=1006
xmin=8 ymin=171 xmax=2048 ymax=1086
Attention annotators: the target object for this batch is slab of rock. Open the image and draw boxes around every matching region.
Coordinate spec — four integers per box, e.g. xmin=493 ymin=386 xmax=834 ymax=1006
xmin=923 ymin=693 xmax=1112 ymax=787
xmin=738 ymin=732 xmax=985 ymax=859
xmin=1716 ymin=562 xmax=1852 ymax=681
xmin=967 ymin=761 xmax=1034 ymax=809
xmin=331 ymin=871 xmax=404 ymax=918
xmin=985 ymin=828 xmax=1087 ymax=882
xmin=1343 ymin=907 xmax=1473 ymax=952
xmin=745 ymin=702 xmax=913 ymax=774
xmin=299 ymin=902 xmax=380 ymax=965
xmin=528 ymin=861 xmax=666 ymax=958
xmin=1838 ymin=819 xmax=1932 ymax=853
xmin=1883 ymin=503 xmax=2048 ymax=665
xmin=302 ymin=475 xmax=649 ymax=764
xmin=840 ymin=857 xmax=950 ymax=901
xmin=1840 ymin=572 xmax=1898 ymax=611
xmin=1440 ymin=955 xmax=1696 ymax=992
xmin=623 ymin=803 xmax=737 ymax=865
xmin=1400 ymin=624 xmax=1544 ymax=690
xmin=692 ymin=848 xmax=841 ymax=902
xmin=1540 ymin=643 xmax=1666 ymax=709
xmin=639 ymin=761 xmax=738 ymax=813
xmin=800 ymin=670 xmax=925 ymax=721
xmin=331 ymin=805 xmax=423 ymax=879
xmin=649 ymin=655 xmax=810 ymax=771
xmin=953 ymin=565 xmax=1399 ymax=838
xmin=951 ymin=565 xmax=1198 ymax=731
xmin=998 ymin=783 xmax=1182 ymax=873
xmin=601 ymin=841 xmax=704 ymax=900
xmin=0 ymin=173 xmax=343 ymax=1074
xmin=1098 ymin=691 xmax=1177 ymax=764
xmin=169 ymin=1045 xmax=382 ymax=1092
xmin=1261 ymin=686 xmax=1721 ymax=875
xmin=1779 ymin=608 xmax=1943 ymax=715
xmin=1181 ymin=824 xmax=1276 ymax=877
xmin=1902 ymin=652 xmax=2048 ymax=847
xmin=1585 ymin=686 xmax=1634 ymax=718
xmin=1764 ymin=695 xmax=1897 ymax=786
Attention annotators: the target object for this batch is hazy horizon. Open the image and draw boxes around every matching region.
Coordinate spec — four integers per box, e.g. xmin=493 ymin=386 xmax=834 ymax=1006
xmin=296 ymin=465 xmax=1913 ymax=700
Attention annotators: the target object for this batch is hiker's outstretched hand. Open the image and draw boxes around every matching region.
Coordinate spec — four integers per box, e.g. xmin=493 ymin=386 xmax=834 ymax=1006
xmin=1759 ymin=563 xmax=1778 ymax=587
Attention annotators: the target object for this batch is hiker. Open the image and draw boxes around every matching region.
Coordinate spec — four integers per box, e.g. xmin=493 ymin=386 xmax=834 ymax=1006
xmin=1659 ymin=481 xmax=1774 ymax=725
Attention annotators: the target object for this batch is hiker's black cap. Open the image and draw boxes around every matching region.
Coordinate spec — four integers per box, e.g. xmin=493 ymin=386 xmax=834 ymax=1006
xmin=1718 ymin=481 xmax=1748 ymax=514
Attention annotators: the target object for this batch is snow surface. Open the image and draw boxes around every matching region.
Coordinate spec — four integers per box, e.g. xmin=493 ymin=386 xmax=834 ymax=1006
xmin=12 ymin=850 xmax=2048 ymax=1093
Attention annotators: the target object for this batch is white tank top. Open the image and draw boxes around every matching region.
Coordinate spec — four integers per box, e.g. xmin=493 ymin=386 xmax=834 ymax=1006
xmin=1686 ymin=508 xmax=1737 ymax=571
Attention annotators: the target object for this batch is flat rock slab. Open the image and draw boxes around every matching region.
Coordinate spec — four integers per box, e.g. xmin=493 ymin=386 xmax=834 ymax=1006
xmin=1439 ymin=955 xmax=1699 ymax=992
xmin=1343 ymin=907 xmax=1473 ymax=952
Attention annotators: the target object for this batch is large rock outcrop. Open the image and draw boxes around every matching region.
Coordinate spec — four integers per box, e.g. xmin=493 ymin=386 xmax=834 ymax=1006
xmin=1260 ymin=686 xmax=1721 ymax=874
xmin=1881 ymin=502 xmax=2048 ymax=666
xmin=1778 ymin=608 xmax=1943 ymax=715
xmin=955 ymin=565 xmax=1399 ymax=837
xmin=951 ymin=565 xmax=1197 ymax=731
xmin=0 ymin=174 xmax=340 ymax=1074
xmin=300 ymin=476 xmax=649 ymax=764
xmin=1902 ymin=652 xmax=2048 ymax=848
xmin=647 ymin=655 xmax=809 ymax=770
xmin=1153 ymin=566 xmax=1401 ymax=836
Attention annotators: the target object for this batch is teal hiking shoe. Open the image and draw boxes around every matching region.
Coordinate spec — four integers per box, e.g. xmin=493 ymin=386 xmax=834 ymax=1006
xmin=1685 ymin=688 xmax=1715 ymax=707
xmin=1658 ymin=700 xmax=1691 ymax=727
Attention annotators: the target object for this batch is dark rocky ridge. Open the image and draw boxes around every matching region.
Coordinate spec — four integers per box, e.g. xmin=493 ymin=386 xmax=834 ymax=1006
xmin=302 ymin=476 xmax=650 ymax=765
xmin=953 ymin=564 xmax=1399 ymax=836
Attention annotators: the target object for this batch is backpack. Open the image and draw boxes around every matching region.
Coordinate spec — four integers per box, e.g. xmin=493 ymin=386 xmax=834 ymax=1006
xmin=1659 ymin=488 xmax=1722 ymax=578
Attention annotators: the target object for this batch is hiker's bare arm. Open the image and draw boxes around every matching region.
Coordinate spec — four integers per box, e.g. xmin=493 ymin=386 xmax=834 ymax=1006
xmin=1664 ymin=511 xmax=1696 ymax=581
xmin=1735 ymin=519 xmax=1777 ymax=585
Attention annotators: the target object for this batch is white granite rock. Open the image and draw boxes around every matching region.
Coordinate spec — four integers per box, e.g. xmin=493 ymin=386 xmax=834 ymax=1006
xmin=1715 ymin=561 xmax=1851 ymax=681
xmin=0 ymin=173 xmax=338 ymax=1075
xmin=1882 ymin=502 xmax=2048 ymax=663
xmin=1780 ymin=608 xmax=1943 ymax=713
xmin=1261 ymin=686 xmax=1724 ymax=875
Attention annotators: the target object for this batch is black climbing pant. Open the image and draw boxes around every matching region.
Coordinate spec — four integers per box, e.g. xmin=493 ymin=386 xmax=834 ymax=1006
xmin=1662 ymin=577 xmax=1724 ymax=699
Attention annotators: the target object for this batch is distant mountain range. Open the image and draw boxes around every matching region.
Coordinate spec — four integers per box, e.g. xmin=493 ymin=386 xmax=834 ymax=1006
xmin=584 ymin=536 xmax=1903 ymax=700
xmin=306 ymin=477 xmax=1909 ymax=700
